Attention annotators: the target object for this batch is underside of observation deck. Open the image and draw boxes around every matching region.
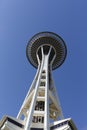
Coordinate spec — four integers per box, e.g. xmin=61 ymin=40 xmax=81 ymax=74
xmin=26 ymin=32 xmax=67 ymax=70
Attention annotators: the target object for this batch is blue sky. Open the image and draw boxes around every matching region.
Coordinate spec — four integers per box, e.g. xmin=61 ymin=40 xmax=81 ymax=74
xmin=0 ymin=1 xmax=87 ymax=130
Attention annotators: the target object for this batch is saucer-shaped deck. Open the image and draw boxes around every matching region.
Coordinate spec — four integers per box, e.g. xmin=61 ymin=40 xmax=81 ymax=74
xmin=26 ymin=32 xmax=67 ymax=70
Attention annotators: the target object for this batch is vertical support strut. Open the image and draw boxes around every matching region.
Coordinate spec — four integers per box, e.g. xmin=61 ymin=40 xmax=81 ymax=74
xmin=24 ymin=49 xmax=44 ymax=130
xmin=43 ymin=55 xmax=49 ymax=130
xmin=43 ymin=46 xmax=52 ymax=130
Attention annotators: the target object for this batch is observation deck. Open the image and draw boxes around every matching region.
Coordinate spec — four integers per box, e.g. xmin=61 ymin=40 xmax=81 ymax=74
xmin=26 ymin=32 xmax=67 ymax=70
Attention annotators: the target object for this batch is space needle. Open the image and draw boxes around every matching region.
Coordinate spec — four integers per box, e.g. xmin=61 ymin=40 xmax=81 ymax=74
xmin=0 ymin=32 xmax=77 ymax=130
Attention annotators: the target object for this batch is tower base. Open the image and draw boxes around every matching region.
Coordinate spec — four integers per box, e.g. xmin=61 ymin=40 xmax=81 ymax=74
xmin=0 ymin=116 xmax=77 ymax=130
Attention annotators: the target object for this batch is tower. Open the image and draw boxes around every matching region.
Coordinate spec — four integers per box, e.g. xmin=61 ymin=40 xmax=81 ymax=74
xmin=0 ymin=32 xmax=77 ymax=130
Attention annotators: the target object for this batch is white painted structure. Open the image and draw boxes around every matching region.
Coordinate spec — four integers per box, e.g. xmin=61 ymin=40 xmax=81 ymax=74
xmin=0 ymin=32 xmax=77 ymax=130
